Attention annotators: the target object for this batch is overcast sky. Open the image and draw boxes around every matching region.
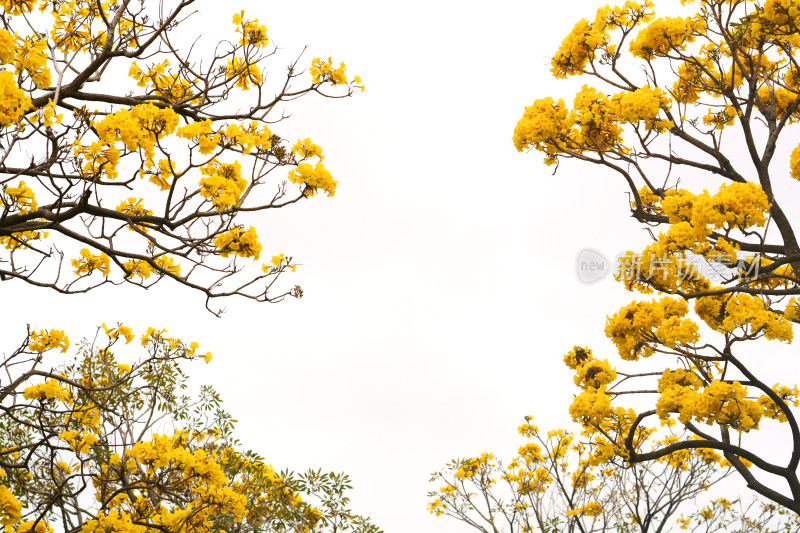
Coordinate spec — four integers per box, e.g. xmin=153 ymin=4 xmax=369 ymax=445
xmin=4 ymin=1 xmax=800 ymax=531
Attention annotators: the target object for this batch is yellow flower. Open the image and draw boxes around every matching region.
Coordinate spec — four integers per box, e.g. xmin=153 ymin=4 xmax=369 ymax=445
xmin=71 ymin=248 xmax=111 ymax=276
xmin=214 ymin=226 xmax=262 ymax=260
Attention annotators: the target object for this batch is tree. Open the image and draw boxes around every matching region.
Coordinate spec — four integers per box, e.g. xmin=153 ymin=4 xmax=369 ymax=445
xmin=0 ymin=2 xmax=378 ymax=532
xmin=0 ymin=324 xmax=380 ymax=533
xmin=429 ymin=418 xmax=733 ymax=533
xmin=514 ymin=0 xmax=800 ymax=516
xmin=0 ymin=0 xmax=363 ymax=314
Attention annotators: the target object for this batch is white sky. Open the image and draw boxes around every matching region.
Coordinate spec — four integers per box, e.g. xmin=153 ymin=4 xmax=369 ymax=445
xmin=3 ymin=0 xmax=800 ymax=531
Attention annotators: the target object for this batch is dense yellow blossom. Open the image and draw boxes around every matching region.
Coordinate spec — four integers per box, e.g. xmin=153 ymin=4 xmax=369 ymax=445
xmin=629 ymin=16 xmax=705 ymax=59
xmin=512 ymin=97 xmax=574 ymax=163
xmin=28 ymin=329 xmax=69 ymax=353
xmin=0 ymin=230 xmax=46 ymax=250
xmin=72 ymin=248 xmax=111 ymax=276
xmin=292 ymin=138 xmax=325 ymax=160
xmin=0 ymin=70 xmax=31 ymax=126
xmin=226 ymin=57 xmax=262 ymax=90
xmin=574 ymin=359 xmax=617 ymax=390
xmin=214 ymin=226 xmax=262 ymax=260
xmin=200 ymin=161 xmax=247 ymax=210
xmin=572 ymin=85 xmax=622 ymax=149
xmin=657 ymin=374 xmax=763 ymax=431
xmin=610 ymin=85 xmax=671 ymax=125
xmin=287 ymin=161 xmax=337 ymax=197
xmin=790 ymin=143 xmax=800 ymax=181
xmin=605 ymin=298 xmax=699 ymax=360
xmin=695 ymin=292 xmax=793 ymax=341
xmin=2 ymin=181 xmax=37 ymax=214
xmin=233 ymin=11 xmax=268 ymax=48
xmin=23 ymin=379 xmax=71 ymax=402
xmin=0 ymin=485 xmax=22 ymax=526
xmin=155 ymin=255 xmax=181 ymax=276
xmin=0 ymin=0 xmax=37 ymax=15
xmin=569 ymin=387 xmax=612 ymax=425
xmin=123 ymin=259 xmax=155 ymax=279
xmin=563 ymin=346 xmax=594 ymax=369
xmin=94 ymin=104 xmax=180 ymax=167
xmin=176 ymin=120 xmax=220 ymax=155
xmin=310 ymin=57 xmax=348 ymax=85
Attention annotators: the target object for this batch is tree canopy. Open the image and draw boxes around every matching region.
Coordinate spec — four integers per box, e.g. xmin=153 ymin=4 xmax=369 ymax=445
xmin=0 ymin=0 xmax=362 ymax=314
xmin=0 ymin=324 xmax=380 ymax=533
xmin=514 ymin=0 xmax=800 ymax=516
xmin=0 ymin=1 xmax=379 ymax=532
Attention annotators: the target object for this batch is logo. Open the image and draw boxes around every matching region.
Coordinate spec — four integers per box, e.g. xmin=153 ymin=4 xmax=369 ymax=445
xmin=575 ymin=248 xmax=610 ymax=285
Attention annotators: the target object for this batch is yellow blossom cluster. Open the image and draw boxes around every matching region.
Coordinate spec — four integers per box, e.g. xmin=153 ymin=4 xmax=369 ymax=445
xmin=0 ymin=485 xmax=22 ymax=526
xmin=71 ymin=248 xmax=111 ymax=277
xmin=573 ymin=359 xmax=617 ymax=390
xmin=199 ymin=161 xmax=247 ymax=210
xmin=563 ymin=345 xmax=594 ymax=369
xmin=22 ymin=379 xmax=71 ymax=402
xmin=569 ymin=387 xmax=613 ymax=426
xmin=128 ymin=60 xmax=196 ymax=104
xmin=514 ymin=83 xmax=673 ymax=164
xmin=756 ymin=85 xmax=800 ymax=124
xmin=214 ymin=226 xmax=262 ymax=260
xmin=310 ymin=57 xmax=348 ymax=85
xmin=702 ymin=104 xmax=738 ymax=130
xmin=453 ymin=453 xmax=494 ymax=480
xmin=116 ymin=198 xmax=153 ymax=232
xmin=93 ymin=104 xmax=180 ymax=169
xmin=629 ymin=16 xmax=705 ymax=60
xmin=550 ymin=1 xmax=656 ymax=78
xmin=566 ymin=501 xmax=603 ymax=517
xmin=155 ymin=255 xmax=181 ymax=276
xmin=665 ymin=182 xmax=770 ymax=230
xmin=28 ymin=329 xmax=70 ymax=353
xmin=657 ymin=371 xmax=763 ymax=431
xmin=226 ymin=57 xmax=262 ymax=91
xmin=139 ymin=327 xmax=212 ymax=363
xmin=695 ymin=292 xmax=793 ymax=341
xmin=512 ymin=97 xmax=574 ymax=164
xmin=758 ymin=384 xmax=800 ymax=422
xmin=287 ymin=162 xmax=337 ymax=197
xmin=1 ymin=181 xmax=36 ymax=215
xmin=102 ymin=323 xmax=135 ymax=344
xmin=232 ymin=11 xmax=268 ymax=48
xmin=262 ymin=253 xmax=298 ymax=274
xmin=292 ymin=138 xmax=325 ymax=160
xmin=610 ymin=85 xmax=673 ymax=131
xmin=0 ymin=230 xmax=47 ymax=251
xmin=0 ymin=70 xmax=31 ymax=127
xmin=605 ymin=298 xmax=699 ymax=360
xmin=123 ymin=260 xmax=155 ymax=280
xmin=0 ymin=0 xmax=37 ymax=16
xmin=791 ymin=143 xmax=800 ymax=181
xmin=176 ymin=120 xmax=221 ymax=155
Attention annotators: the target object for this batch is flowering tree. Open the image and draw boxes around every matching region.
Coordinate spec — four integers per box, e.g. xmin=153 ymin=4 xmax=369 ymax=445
xmin=514 ymin=0 xmax=800 ymax=516
xmin=0 ymin=0 xmax=363 ymax=314
xmin=429 ymin=418 xmax=731 ymax=533
xmin=0 ymin=1 xmax=378 ymax=531
xmin=0 ymin=324 xmax=380 ymax=533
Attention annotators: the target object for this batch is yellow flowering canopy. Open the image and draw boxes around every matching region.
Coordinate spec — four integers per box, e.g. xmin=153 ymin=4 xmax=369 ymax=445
xmin=0 ymin=0 xmax=363 ymax=314
xmin=516 ymin=0 xmax=800 ymax=516
xmin=0 ymin=325 xmax=380 ymax=533
xmin=429 ymin=418 xmax=729 ymax=531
